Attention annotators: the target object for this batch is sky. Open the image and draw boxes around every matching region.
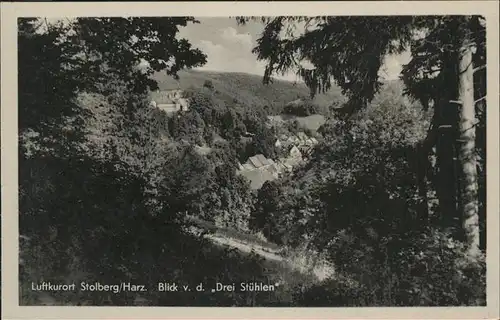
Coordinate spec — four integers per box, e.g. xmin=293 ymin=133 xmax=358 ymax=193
xmin=177 ymin=17 xmax=412 ymax=82
xmin=47 ymin=17 xmax=411 ymax=82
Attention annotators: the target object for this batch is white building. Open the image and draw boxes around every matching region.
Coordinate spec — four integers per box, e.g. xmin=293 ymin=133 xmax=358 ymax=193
xmin=150 ymin=89 xmax=189 ymax=113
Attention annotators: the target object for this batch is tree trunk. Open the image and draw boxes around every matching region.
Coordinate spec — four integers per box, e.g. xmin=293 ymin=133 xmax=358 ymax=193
xmin=434 ymin=91 xmax=459 ymax=233
xmin=475 ymin=71 xmax=487 ymax=252
xmin=415 ymin=142 xmax=429 ymax=224
xmin=435 ymin=116 xmax=458 ymax=230
xmin=456 ymin=36 xmax=480 ymax=258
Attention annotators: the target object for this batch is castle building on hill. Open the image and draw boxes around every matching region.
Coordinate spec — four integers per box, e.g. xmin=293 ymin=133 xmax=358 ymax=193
xmin=150 ymin=89 xmax=189 ymax=113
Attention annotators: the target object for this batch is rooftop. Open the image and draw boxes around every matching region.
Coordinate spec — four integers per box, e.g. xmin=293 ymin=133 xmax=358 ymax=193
xmin=246 ymin=154 xmax=273 ymax=169
xmin=239 ymin=166 xmax=277 ymax=190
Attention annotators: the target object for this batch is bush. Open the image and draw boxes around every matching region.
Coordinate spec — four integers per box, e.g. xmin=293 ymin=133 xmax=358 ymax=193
xmin=203 ymin=79 xmax=214 ymax=90
xmin=19 ymin=149 xmax=258 ymax=306
xmin=293 ymin=275 xmax=367 ymax=306
xmin=283 ymin=99 xmax=320 ymax=117
xmin=295 ymin=227 xmax=486 ymax=307
xmin=19 ymin=152 xmax=166 ymax=305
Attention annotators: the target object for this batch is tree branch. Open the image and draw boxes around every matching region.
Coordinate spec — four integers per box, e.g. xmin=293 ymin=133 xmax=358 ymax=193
xmin=473 ymin=65 xmax=486 ymax=73
xmin=475 ymin=96 xmax=486 ymax=104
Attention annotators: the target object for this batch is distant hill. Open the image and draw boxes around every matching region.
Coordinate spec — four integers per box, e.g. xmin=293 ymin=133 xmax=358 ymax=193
xmin=150 ymin=70 xmax=347 ymax=114
xmin=268 ymin=114 xmax=327 ymax=133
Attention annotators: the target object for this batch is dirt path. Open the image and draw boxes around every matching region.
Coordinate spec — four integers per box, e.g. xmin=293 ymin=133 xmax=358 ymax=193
xmin=205 ymin=233 xmax=284 ymax=262
xmin=200 ymin=226 xmax=335 ymax=282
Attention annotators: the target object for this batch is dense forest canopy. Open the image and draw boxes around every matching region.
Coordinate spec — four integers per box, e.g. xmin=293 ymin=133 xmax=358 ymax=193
xmin=18 ymin=16 xmax=486 ymax=307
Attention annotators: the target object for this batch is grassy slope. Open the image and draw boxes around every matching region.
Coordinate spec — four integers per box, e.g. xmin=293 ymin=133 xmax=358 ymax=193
xmin=151 ymin=70 xmax=347 ymax=113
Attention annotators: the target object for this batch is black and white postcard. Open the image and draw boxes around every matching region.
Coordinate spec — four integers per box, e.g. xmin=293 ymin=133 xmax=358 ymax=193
xmin=1 ymin=1 xmax=499 ymax=319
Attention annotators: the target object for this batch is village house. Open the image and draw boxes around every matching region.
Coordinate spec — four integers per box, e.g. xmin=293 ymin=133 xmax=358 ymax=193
xmin=297 ymin=137 xmax=318 ymax=156
xmin=242 ymin=154 xmax=275 ymax=170
xmin=166 ymin=89 xmax=183 ymax=100
xmin=275 ymin=131 xmax=319 ymax=151
xmin=289 ymin=145 xmax=302 ymax=158
xmin=274 ymin=161 xmax=293 ymax=174
xmin=285 ymin=145 xmax=303 ymax=165
xmin=237 ymin=154 xmax=280 ymax=190
xmin=237 ymin=133 xmax=317 ymax=189
xmin=296 ymin=131 xmax=309 ymax=141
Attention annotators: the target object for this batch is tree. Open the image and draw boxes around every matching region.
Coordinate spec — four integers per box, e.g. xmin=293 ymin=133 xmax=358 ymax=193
xmin=203 ymin=79 xmax=215 ymax=90
xmin=18 ymin=19 xmax=88 ymax=158
xmin=18 ymin=17 xmax=209 ymax=305
xmin=71 ymin=17 xmax=207 ymax=92
xmin=283 ymin=98 xmax=320 ymax=116
xmin=280 ymin=83 xmax=428 ymax=249
xmin=237 ymin=15 xmax=486 ymax=258
xmin=237 ymin=17 xmax=414 ymax=113
xmin=402 ymin=16 xmax=486 ymax=256
xmin=456 ymin=19 xmax=481 ymax=257
xmin=251 ymin=181 xmax=282 ymax=242
xmin=19 ymin=17 xmax=207 ymax=157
